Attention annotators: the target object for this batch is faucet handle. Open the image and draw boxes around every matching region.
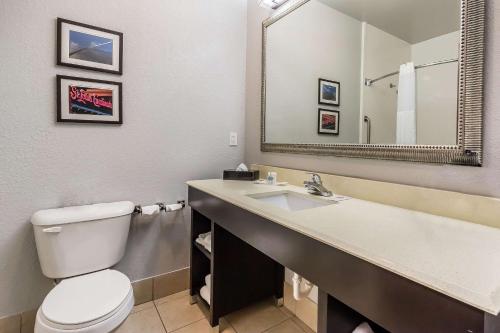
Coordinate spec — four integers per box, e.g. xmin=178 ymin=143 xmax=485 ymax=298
xmin=306 ymin=172 xmax=322 ymax=184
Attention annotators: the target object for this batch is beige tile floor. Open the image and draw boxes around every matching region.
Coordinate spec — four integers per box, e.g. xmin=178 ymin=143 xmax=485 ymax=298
xmin=115 ymin=290 xmax=314 ymax=333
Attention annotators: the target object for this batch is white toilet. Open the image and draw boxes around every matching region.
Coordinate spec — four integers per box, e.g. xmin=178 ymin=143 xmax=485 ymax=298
xmin=31 ymin=201 xmax=136 ymax=333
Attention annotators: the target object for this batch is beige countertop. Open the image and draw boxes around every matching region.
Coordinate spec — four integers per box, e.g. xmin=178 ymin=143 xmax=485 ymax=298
xmin=187 ymin=179 xmax=500 ymax=315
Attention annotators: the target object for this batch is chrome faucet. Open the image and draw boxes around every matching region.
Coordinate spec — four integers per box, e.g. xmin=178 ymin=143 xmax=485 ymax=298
xmin=304 ymin=173 xmax=333 ymax=197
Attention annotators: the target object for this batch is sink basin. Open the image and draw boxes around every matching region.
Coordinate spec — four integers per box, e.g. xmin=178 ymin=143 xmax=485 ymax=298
xmin=247 ymin=191 xmax=334 ymax=212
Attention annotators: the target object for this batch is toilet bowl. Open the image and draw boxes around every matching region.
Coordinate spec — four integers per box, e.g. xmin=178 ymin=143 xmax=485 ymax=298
xmin=35 ymin=270 xmax=134 ymax=333
xmin=31 ymin=201 xmax=136 ymax=333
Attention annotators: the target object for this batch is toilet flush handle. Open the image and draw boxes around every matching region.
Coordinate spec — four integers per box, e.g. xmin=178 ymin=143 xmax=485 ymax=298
xmin=42 ymin=227 xmax=62 ymax=234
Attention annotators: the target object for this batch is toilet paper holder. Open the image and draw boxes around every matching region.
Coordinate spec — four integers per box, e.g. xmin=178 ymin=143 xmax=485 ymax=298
xmin=134 ymin=200 xmax=185 ymax=215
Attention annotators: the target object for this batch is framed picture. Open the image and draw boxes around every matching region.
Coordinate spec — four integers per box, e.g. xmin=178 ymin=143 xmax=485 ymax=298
xmin=57 ymin=75 xmax=122 ymax=124
xmin=318 ymin=79 xmax=340 ymax=106
xmin=57 ymin=18 xmax=123 ymax=75
xmin=318 ymin=109 xmax=339 ymax=135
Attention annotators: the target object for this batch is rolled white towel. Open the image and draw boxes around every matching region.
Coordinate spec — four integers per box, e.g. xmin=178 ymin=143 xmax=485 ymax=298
xmin=205 ymin=274 xmax=211 ymax=289
xmin=352 ymin=322 xmax=374 ymax=333
xmin=200 ymin=285 xmax=210 ymax=305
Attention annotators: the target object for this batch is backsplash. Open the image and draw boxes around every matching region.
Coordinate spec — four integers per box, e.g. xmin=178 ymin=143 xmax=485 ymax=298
xmin=252 ymin=164 xmax=500 ymax=229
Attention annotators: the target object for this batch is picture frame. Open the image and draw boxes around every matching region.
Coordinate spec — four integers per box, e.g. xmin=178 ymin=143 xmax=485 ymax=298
xmin=57 ymin=18 xmax=123 ymax=75
xmin=318 ymin=78 xmax=340 ymax=106
xmin=318 ymin=109 xmax=339 ymax=135
xmin=57 ymin=75 xmax=122 ymax=124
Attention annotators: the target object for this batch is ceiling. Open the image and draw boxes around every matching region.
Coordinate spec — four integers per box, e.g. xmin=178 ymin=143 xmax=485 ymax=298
xmin=317 ymin=0 xmax=460 ymax=44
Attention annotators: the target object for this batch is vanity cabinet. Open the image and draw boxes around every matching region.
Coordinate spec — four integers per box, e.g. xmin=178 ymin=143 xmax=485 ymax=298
xmin=190 ymin=208 xmax=284 ymax=328
xmin=189 ymin=185 xmax=500 ymax=333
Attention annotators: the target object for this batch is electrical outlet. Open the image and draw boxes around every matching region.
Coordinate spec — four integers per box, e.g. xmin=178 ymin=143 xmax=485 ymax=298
xmin=229 ymin=132 xmax=238 ymax=146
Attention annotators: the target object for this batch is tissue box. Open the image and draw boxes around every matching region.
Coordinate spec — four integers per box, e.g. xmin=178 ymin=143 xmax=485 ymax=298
xmin=223 ymin=170 xmax=259 ymax=181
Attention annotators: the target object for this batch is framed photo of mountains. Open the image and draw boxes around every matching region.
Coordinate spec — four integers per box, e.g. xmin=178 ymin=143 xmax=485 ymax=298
xmin=57 ymin=18 xmax=123 ymax=75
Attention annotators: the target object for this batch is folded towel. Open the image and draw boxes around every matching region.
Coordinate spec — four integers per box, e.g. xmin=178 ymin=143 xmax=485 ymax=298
xmin=200 ymin=285 xmax=210 ymax=305
xmin=205 ymin=274 xmax=211 ymax=288
xmin=198 ymin=232 xmax=211 ymax=239
xmin=352 ymin=322 xmax=374 ymax=333
xmin=195 ymin=232 xmax=212 ymax=252
xmin=204 ymin=237 xmax=212 ymax=252
xmin=195 ymin=237 xmax=205 ymax=247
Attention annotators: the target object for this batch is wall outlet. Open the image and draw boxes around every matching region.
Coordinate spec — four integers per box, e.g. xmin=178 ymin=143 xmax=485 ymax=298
xmin=229 ymin=132 xmax=238 ymax=146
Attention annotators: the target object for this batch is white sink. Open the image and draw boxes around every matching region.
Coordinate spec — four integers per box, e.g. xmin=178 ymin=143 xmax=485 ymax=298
xmin=247 ymin=191 xmax=334 ymax=212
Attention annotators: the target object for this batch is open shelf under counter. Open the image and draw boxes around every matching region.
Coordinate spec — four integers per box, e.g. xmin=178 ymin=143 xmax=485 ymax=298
xmin=194 ymin=240 xmax=212 ymax=260
xmin=194 ymin=292 xmax=211 ymax=317
xmin=189 ymin=208 xmax=284 ymax=329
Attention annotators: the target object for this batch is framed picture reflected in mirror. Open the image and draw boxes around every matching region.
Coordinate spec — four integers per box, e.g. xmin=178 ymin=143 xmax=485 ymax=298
xmin=318 ymin=109 xmax=339 ymax=135
xmin=318 ymin=78 xmax=340 ymax=106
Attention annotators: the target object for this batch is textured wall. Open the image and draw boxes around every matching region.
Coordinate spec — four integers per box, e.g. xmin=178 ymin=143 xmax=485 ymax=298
xmin=245 ymin=0 xmax=500 ymax=198
xmin=0 ymin=0 xmax=247 ymax=317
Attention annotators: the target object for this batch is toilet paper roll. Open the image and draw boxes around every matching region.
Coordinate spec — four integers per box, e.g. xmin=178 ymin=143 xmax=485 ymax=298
xmin=141 ymin=205 xmax=161 ymax=216
xmin=165 ymin=203 xmax=183 ymax=212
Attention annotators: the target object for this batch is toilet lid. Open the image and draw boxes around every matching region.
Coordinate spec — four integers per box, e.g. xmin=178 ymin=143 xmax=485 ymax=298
xmin=41 ymin=269 xmax=132 ymax=326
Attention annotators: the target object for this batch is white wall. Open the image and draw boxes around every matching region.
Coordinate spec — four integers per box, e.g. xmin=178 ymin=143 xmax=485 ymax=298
xmin=0 ymin=0 xmax=247 ymax=317
xmin=265 ymin=0 xmax=361 ymax=144
xmin=412 ymin=31 xmax=460 ymax=145
xmin=245 ymin=0 xmax=500 ymax=198
xmin=361 ymin=23 xmax=411 ymax=144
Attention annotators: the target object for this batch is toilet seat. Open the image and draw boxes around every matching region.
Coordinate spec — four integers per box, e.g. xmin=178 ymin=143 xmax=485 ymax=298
xmin=35 ymin=269 xmax=134 ymax=333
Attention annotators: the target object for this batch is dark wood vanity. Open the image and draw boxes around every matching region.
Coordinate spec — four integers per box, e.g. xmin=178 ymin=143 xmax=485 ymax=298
xmin=189 ymin=206 xmax=284 ymax=328
xmin=189 ymin=186 xmax=500 ymax=333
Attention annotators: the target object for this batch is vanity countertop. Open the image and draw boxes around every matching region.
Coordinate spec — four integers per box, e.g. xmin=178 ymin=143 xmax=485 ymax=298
xmin=187 ymin=179 xmax=500 ymax=315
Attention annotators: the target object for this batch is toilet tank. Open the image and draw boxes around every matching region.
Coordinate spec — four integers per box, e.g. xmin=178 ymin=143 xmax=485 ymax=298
xmin=31 ymin=201 xmax=135 ymax=279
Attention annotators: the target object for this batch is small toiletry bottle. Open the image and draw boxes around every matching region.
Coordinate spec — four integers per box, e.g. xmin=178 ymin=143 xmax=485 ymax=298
xmin=270 ymin=172 xmax=277 ymax=185
xmin=267 ymin=172 xmax=273 ymax=185
xmin=267 ymin=172 xmax=277 ymax=185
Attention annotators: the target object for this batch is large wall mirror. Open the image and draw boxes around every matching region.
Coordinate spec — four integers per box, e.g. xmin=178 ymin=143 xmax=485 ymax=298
xmin=261 ymin=0 xmax=485 ymax=166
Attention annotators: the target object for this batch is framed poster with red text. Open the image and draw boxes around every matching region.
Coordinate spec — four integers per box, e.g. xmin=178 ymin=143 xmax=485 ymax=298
xmin=57 ymin=75 xmax=122 ymax=124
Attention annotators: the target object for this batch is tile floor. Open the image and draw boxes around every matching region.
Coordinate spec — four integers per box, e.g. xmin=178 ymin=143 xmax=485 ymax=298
xmin=116 ymin=290 xmax=315 ymax=333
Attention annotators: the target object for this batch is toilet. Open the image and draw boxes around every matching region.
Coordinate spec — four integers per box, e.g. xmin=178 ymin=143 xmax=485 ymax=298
xmin=31 ymin=201 xmax=136 ymax=333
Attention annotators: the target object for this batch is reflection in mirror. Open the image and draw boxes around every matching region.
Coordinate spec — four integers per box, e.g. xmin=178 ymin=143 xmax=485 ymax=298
xmin=264 ymin=0 xmax=460 ymax=146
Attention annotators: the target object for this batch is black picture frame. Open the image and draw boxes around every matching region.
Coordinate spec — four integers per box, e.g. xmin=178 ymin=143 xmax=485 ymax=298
xmin=318 ymin=109 xmax=339 ymax=135
xmin=57 ymin=18 xmax=123 ymax=75
xmin=57 ymin=75 xmax=123 ymax=124
xmin=318 ymin=78 xmax=340 ymax=106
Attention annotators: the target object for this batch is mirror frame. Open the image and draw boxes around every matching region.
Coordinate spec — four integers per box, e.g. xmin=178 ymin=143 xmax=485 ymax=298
xmin=261 ymin=0 xmax=485 ymax=166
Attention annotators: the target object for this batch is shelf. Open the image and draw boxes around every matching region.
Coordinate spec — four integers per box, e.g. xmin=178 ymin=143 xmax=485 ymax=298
xmin=198 ymin=291 xmax=211 ymax=309
xmin=194 ymin=292 xmax=211 ymax=319
xmin=194 ymin=241 xmax=212 ymax=260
